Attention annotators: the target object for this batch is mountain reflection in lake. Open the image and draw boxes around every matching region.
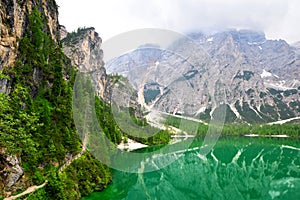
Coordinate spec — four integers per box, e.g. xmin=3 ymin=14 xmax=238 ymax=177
xmin=83 ymin=137 xmax=300 ymax=200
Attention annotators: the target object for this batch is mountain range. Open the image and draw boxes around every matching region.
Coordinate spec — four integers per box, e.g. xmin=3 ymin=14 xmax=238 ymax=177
xmin=106 ymin=29 xmax=300 ymax=124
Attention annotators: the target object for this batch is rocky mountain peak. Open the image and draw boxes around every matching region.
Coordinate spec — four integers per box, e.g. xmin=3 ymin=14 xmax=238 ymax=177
xmin=229 ymin=29 xmax=266 ymax=43
xmin=59 ymin=25 xmax=68 ymax=40
xmin=62 ymin=27 xmax=104 ymax=71
xmin=106 ymin=29 xmax=300 ymax=124
xmin=62 ymin=27 xmax=110 ymax=101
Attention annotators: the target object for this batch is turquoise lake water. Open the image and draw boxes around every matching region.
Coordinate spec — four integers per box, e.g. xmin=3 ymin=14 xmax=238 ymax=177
xmin=82 ymin=137 xmax=300 ymax=200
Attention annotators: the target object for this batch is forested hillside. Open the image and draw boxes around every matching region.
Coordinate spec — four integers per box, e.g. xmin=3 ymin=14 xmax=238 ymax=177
xmin=0 ymin=3 xmax=114 ymax=199
xmin=0 ymin=2 xmax=170 ymax=198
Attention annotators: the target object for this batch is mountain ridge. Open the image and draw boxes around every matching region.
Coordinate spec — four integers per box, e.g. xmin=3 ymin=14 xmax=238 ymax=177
xmin=106 ymin=29 xmax=300 ymax=124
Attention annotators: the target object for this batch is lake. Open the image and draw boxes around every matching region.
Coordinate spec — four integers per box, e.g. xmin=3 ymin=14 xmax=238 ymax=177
xmin=82 ymin=137 xmax=300 ymax=200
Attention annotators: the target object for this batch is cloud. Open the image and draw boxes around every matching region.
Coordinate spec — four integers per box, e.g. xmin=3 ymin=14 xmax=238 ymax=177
xmin=56 ymin=0 xmax=300 ymax=43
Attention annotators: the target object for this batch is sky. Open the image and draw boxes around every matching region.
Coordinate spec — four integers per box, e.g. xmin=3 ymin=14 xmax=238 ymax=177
xmin=56 ymin=0 xmax=300 ymax=44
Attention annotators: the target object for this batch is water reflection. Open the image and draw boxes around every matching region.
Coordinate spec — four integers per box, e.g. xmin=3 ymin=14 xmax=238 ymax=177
xmin=83 ymin=137 xmax=300 ymax=200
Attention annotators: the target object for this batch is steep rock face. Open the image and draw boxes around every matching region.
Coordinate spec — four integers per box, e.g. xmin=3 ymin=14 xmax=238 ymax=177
xmin=62 ymin=27 xmax=144 ymax=121
xmin=190 ymin=30 xmax=300 ymax=122
xmin=0 ymin=148 xmax=33 ymax=197
xmin=0 ymin=152 xmax=25 ymax=193
xmin=59 ymin=25 xmax=67 ymax=40
xmin=0 ymin=0 xmax=60 ymax=93
xmin=0 ymin=0 xmax=60 ymax=195
xmin=106 ymin=30 xmax=300 ymax=123
xmin=196 ymin=30 xmax=300 ymax=83
xmin=62 ymin=27 xmax=111 ymax=101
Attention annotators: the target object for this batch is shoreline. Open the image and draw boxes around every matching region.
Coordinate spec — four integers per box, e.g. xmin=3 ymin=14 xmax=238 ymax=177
xmin=117 ymin=133 xmax=295 ymax=152
xmin=243 ymin=134 xmax=289 ymax=138
xmin=171 ymin=134 xmax=196 ymax=138
xmin=171 ymin=134 xmax=292 ymax=139
xmin=117 ymin=138 xmax=148 ymax=151
xmin=170 ymin=134 xmax=293 ymax=139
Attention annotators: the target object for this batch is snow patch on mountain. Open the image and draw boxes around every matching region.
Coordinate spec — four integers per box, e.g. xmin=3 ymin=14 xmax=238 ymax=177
xmin=195 ymin=107 xmax=207 ymax=116
xmin=207 ymin=37 xmax=214 ymax=42
xmin=265 ymin=82 xmax=295 ymax=91
xmin=261 ymin=69 xmax=272 ymax=78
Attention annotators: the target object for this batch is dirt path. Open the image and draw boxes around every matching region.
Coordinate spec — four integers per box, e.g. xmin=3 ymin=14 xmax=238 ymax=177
xmin=5 ymin=147 xmax=86 ymax=200
xmin=5 ymin=95 xmax=91 ymax=199
xmin=59 ymin=121 xmax=88 ymax=172
xmin=58 ymin=147 xmax=86 ymax=172
xmin=5 ymin=135 xmax=87 ymax=199
xmin=4 ymin=180 xmax=48 ymax=200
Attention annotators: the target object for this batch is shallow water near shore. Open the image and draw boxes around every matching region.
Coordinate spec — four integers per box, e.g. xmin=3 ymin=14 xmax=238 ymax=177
xmin=82 ymin=137 xmax=300 ymax=200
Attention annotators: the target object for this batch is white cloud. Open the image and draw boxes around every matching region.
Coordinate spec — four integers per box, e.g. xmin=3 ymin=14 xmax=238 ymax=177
xmin=56 ymin=0 xmax=300 ymax=43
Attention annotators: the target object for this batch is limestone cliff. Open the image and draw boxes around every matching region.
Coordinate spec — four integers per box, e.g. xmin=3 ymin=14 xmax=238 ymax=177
xmin=61 ymin=27 xmax=145 ymax=122
xmin=0 ymin=0 xmax=60 ymax=93
xmin=0 ymin=0 xmax=117 ymax=198
xmin=0 ymin=152 xmax=25 ymax=194
xmin=62 ymin=27 xmax=111 ymax=102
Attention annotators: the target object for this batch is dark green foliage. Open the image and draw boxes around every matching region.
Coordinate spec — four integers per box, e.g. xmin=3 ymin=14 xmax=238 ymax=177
xmin=3 ymin=7 xmax=81 ymax=169
xmin=144 ymin=89 xmax=160 ymax=103
xmin=260 ymin=104 xmax=279 ymax=120
xmin=283 ymin=89 xmax=297 ymax=97
xmin=198 ymin=107 xmax=212 ymax=122
xmin=286 ymin=119 xmax=300 ymax=124
xmin=143 ymin=82 xmax=161 ymax=104
xmin=108 ymin=74 xmax=122 ymax=83
xmin=111 ymin=103 xmax=170 ymax=145
xmin=59 ymin=153 xmax=111 ymax=199
xmin=0 ymin=70 xmax=10 ymax=79
xmin=261 ymin=88 xmax=297 ymax=120
xmin=289 ymin=101 xmax=300 ymax=112
xmin=62 ymin=27 xmax=96 ymax=45
xmin=128 ymin=107 xmax=147 ymax=126
xmin=212 ymin=104 xmax=237 ymax=124
xmin=234 ymin=70 xmax=254 ymax=81
xmin=235 ymin=101 xmax=263 ymax=123
xmin=94 ymin=96 xmax=122 ymax=144
xmin=246 ymin=89 xmax=255 ymax=96
xmin=26 ymin=188 xmax=50 ymax=200
xmin=0 ymin=91 xmax=39 ymax=156
xmin=274 ymin=98 xmax=295 ymax=119
xmin=164 ymin=115 xmax=208 ymax=136
xmin=244 ymin=71 xmax=254 ymax=81
xmin=0 ymin=7 xmax=112 ymax=199
xmin=268 ymin=88 xmax=283 ymax=96
xmin=1 ymin=5 xmax=299 ymax=200
xmin=164 ymin=115 xmax=300 ymax=137
xmin=221 ymin=123 xmax=300 ymax=137
xmin=44 ymin=171 xmax=66 ymax=200
xmin=164 ymin=115 xmax=182 ymax=128
xmin=259 ymin=92 xmax=267 ymax=98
